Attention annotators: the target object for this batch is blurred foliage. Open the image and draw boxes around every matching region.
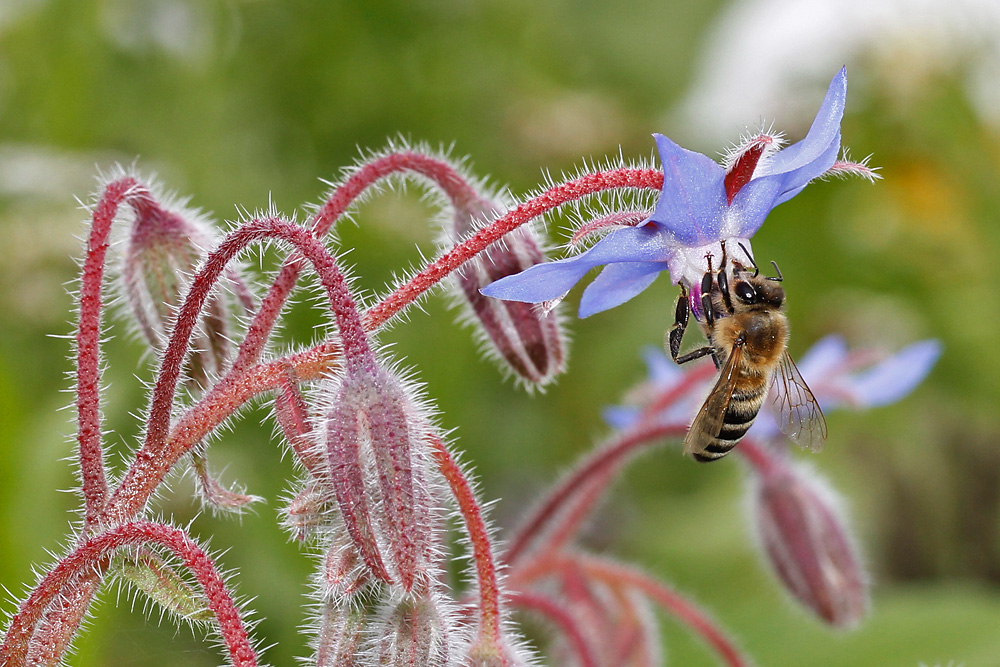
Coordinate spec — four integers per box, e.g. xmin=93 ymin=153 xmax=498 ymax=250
xmin=1 ymin=0 xmax=999 ymax=665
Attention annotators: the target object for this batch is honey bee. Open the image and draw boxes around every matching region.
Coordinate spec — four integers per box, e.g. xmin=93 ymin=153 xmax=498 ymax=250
xmin=667 ymin=243 xmax=827 ymax=462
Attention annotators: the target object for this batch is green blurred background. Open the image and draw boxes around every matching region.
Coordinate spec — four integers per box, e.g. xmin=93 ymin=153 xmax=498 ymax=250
xmin=1 ymin=0 xmax=999 ymax=665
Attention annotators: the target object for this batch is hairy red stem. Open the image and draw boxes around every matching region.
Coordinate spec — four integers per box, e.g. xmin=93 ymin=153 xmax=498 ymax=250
xmin=100 ymin=168 xmax=661 ymax=527
xmin=103 ymin=218 xmax=368 ymax=525
xmin=735 ymin=439 xmax=783 ymax=477
xmin=364 ymin=168 xmax=663 ymax=331
xmin=232 ymin=150 xmax=482 ymax=371
xmin=429 ymin=436 xmax=503 ymax=645
xmin=0 ymin=522 xmax=258 ymax=667
xmin=503 ymin=420 xmax=688 ymax=569
xmin=75 ymin=177 xmax=142 ymax=528
xmin=504 ymin=364 xmax=716 ymax=566
xmin=576 ymin=555 xmax=752 ymax=667
xmin=507 ymin=590 xmax=599 ymax=667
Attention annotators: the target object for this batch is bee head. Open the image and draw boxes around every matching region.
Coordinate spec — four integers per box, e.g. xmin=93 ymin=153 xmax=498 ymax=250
xmin=733 ymin=275 xmax=785 ymax=308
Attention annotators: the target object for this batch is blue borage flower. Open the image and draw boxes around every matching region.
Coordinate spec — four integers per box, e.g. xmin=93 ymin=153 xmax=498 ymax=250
xmin=605 ymin=336 xmax=942 ymax=435
xmin=482 ymin=68 xmax=873 ymax=318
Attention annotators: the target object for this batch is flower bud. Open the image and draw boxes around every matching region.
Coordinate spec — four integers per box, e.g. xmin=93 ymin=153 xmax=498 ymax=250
xmin=323 ymin=361 xmax=433 ymax=591
xmin=749 ymin=456 xmax=868 ymax=627
xmin=449 ymin=198 xmax=565 ymax=388
xmin=119 ymin=184 xmax=259 ymax=511
xmin=119 ymin=185 xmax=253 ymax=386
xmin=373 ymin=592 xmax=453 ymax=667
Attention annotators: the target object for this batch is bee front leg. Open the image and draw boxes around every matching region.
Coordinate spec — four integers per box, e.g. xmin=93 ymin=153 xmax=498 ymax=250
xmin=668 ymin=288 xmax=717 ymax=365
xmin=667 ymin=287 xmax=690 ymax=363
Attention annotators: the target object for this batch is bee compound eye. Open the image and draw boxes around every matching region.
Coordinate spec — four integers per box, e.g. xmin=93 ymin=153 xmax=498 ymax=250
xmin=735 ymin=282 xmax=756 ymax=303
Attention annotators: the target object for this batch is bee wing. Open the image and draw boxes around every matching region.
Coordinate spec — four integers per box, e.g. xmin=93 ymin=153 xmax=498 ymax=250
xmin=683 ymin=344 xmax=742 ymax=459
xmin=768 ymin=350 xmax=828 ymax=452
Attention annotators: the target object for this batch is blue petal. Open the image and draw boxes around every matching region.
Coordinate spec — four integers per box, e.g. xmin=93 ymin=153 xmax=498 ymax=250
xmin=480 ymin=225 xmax=672 ymax=304
xmin=850 ymin=340 xmax=942 ymax=407
xmin=772 ymin=130 xmax=841 ymax=207
xmin=603 ymin=405 xmax=642 ymax=430
xmin=728 ymin=70 xmax=847 ymax=235
xmin=648 ymin=134 xmax=726 ymax=246
xmin=642 ymin=345 xmax=682 ymax=386
xmin=796 ymin=334 xmax=848 ymax=384
xmin=727 ymin=175 xmax=787 ymax=238
xmin=578 ymin=261 xmax=665 ymax=318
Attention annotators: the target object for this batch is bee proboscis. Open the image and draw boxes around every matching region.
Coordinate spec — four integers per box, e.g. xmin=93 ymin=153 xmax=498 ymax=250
xmin=667 ymin=244 xmax=827 ymax=462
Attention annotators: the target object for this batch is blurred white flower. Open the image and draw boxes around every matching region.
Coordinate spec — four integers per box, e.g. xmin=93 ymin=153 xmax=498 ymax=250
xmin=679 ymin=0 xmax=1000 ymax=138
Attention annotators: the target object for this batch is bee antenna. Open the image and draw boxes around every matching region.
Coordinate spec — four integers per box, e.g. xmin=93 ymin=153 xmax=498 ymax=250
xmin=737 ymin=242 xmax=760 ymax=278
xmin=767 ymin=260 xmax=783 ymax=282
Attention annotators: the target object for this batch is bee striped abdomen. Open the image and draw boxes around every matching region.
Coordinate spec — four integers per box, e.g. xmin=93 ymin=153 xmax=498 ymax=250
xmin=692 ymin=382 xmax=767 ymax=462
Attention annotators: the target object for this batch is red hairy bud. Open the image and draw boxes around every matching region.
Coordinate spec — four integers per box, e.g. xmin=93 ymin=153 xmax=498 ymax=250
xmin=450 ymin=198 xmax=565 ymax=387
xmin=119 ymin=185 xmax=252 ymax=386
xmin=323 ymin=361 xmax=432 ymax=591
xmin=751 ymin=457 xmax=868 ymax=627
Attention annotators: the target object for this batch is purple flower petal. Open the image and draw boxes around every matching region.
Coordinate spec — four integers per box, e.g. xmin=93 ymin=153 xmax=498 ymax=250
xmin=484 ymin=68 xmax=866 ymax=318
xmin=480 ymin=225 xmax=672 ymax=304
xmin=603 ymin=405 xmax=642 ymax=430
xmin=849 ymin=340 xmax=942 ymax=407
xmin=796 ymin=335 xmax=849 ymax=384
xmin=642 ymin=345 xmax=683 ymax=386
xmin=647 ymin=134 xmax=727 ymax=246
xmin=771 ymin=131 xmax=842 ymax=207
xmin=731 ymin=69 xmax=847 ymax=225
xmin=578 ymin=261 xmax=665 ymax=318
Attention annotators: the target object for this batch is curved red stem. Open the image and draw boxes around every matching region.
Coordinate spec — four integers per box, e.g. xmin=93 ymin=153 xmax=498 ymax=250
xmin=429 ymin=436 xmax=504 ymax=646
xmin=103 ymin=217 xmax=369 ymax=525
xmin=75 ymin=177 xmax=143 ymax=528
xmin=0 ymin=522 xmax=258 ymax=667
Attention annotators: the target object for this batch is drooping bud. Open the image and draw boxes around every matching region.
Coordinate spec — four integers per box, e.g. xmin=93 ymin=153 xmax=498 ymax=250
xmin=746 ymin=445 xmax=868 ymax=627
xmin=323 ymin=360 xmax=433 ymax=591
xmin=373 ymin=592 xmax=454 ymax=667
xmin=448 ymin=197 xmax=565 ymax=388
xmin=119 ymin=187 xmax=248 ymax=381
